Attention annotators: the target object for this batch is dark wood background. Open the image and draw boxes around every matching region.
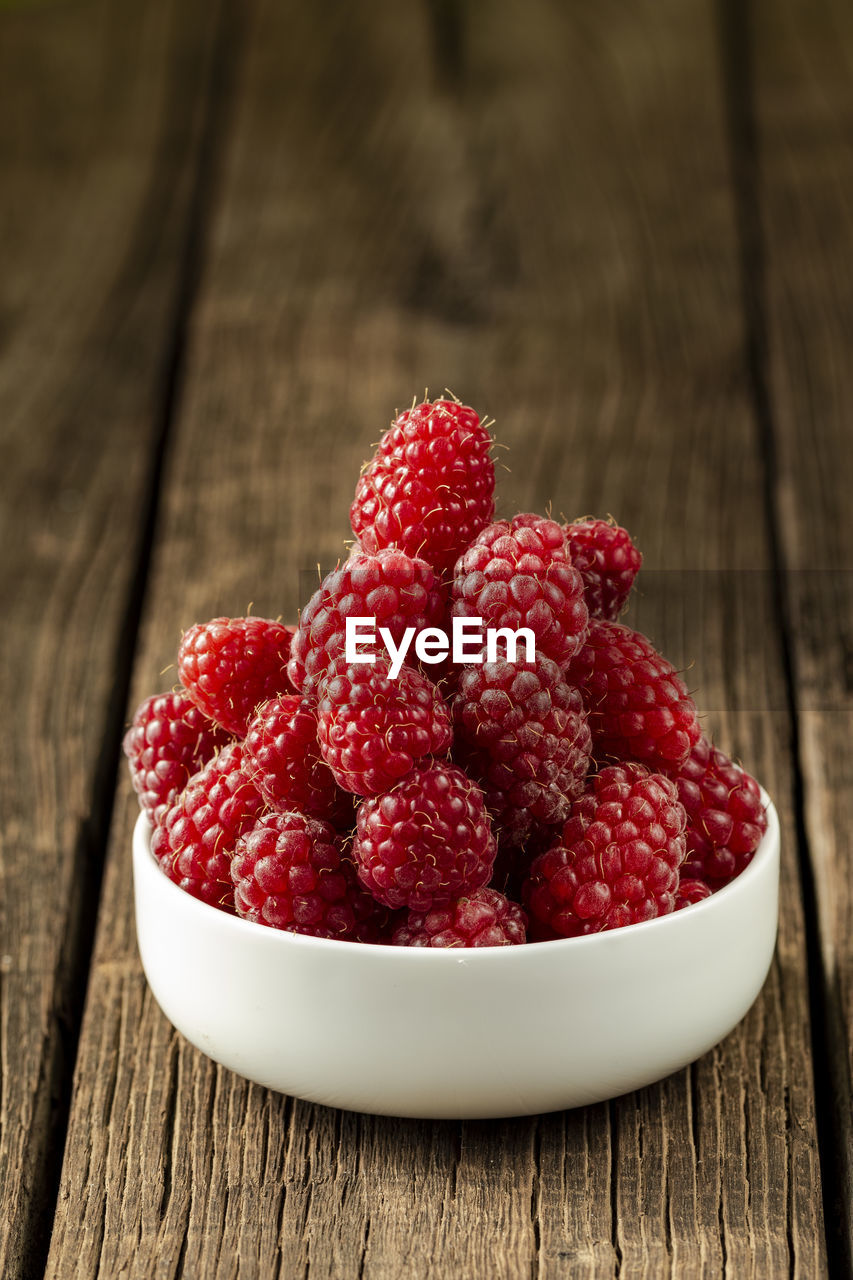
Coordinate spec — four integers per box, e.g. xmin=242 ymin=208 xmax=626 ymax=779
xmin=1 ymin=0 xmax=850 ymax=1275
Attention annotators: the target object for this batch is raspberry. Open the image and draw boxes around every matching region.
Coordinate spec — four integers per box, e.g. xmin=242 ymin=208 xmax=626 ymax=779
xmin=450 ymin=515 xmax=588 ymax=669
xmin=231 ymin=811 xmax=386 ymax=940
xmin=351 ymin=398 xmax=495 ymax=576
xmin=452 ymin=651 xmax=591 ymax=848
xmin=564 ymin=518 xmax=642 ymax=621
xmin=568 ymin=618 xmax=701 ymax=768
xmin=152 ymin=742 xmax=264 ymax=910
xmin=675 ymin=878 xmax=713 ymax=909
xmin=392 ymin=888 xmax=527 ymax=948
xmin=178 ymin=616 xmax=296 ymax=737
xmin=664 ymin=737 xmax=767 ymax=886
xmin=123 ymin=689 xmax=229 ymax=825
xmin=352 ymin=761 xmax=496 ymax=910
xmin=523 ymin=764 xmax=687 ymax=937
xmin=316 ymin=657 xmax=452 ymax=796
xmin=242 ymin=694 xmax=352 ymax=826
xmin=288 ymin=548 xmax=446 ymax=694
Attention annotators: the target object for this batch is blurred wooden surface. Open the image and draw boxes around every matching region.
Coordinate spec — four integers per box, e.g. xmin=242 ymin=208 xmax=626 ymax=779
xmin=0 ymin=0 xmax=225 ymax=1275
xmin=753 ymin=0 xmax=853 ymax=1263
xmin=1 ymin=0 xmax=849 ymax=1275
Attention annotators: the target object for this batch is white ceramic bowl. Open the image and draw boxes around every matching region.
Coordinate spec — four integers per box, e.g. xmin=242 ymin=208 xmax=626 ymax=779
xmin=133 ymin=791 xmax=779 ymax=1119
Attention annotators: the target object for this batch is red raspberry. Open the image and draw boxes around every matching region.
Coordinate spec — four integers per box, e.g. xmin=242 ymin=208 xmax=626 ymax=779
xmin=231 ymin=811 xmax=386 ymax=940
xmin=568 ymin=618 xmax=701 ymax=768
xmin=452 ymin=651 xmax=591 ymax=848
xmin=675 ymin=878 xmax=713 ymax=909
xmin=523 ymin=764 xmax=687 ymax=938
xmin=123 ymin=689 xmax=229 ymax=825
xmin=152 ymin=742 xmax=264 ymax=910
xmin=665 ymin=737 xmax=767 ymax=886
xmin=350 ymin=398 xmax=495 ymax=576
xmin=352 ymin=761 xmax=496 ymax=910
xmin=564 ymin=518 xmax=642 ymax=621
xmin=178 ymin=616 xmax=296 ymax=737
xmin=392 ymin=888 xmax=527 ymax=948
xmin=288 ymin=548 xmax=446 ymax=695
xmin=316 ymin=658 xmax=452 ymax=796
xmin=242 ymin=694 xmax=352 ymax=826
xmin=450 ymin=515 xmax=588 ymax=669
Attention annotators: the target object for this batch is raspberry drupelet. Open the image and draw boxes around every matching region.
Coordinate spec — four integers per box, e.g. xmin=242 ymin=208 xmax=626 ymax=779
xmin=242 ymin=694 xmax=353 ymax=827
xmin=523 ymin=763 xmax=687 ymax=938
xmin=316 ymin=657 xmax=453 ymax=796
xmin=675 ymin=878 xmax=714 ymax=909
xmin=178 ymin=615 xmax=296 ymax=737
xmin=568 ymin=618 xmax=701 ymax=769
xmin=564 ymin=518 xmax=642 ymax=621
xmin=123 ymin=689 xmax=230 ymax=826
xmin=288 ymin=547 xmax=446 ymax=695
xmin=152 ymin=742 xmax=265 ymax=911
xmin=664 ymin=736 xmax=767 ymax=886
xmin=231 ymin=811 xmax=387 ymax=941
xmin=352 ymin=760 xmax=496 ymax=911
xmin=350 ymin=397 xmax=495 ymax=577
xmin=452 ymin=650 xmax=591 ymax=849
xmin=392 ymin=888 xmax=527 ymax=947
xmin=450 ymin=514 xmax=588 ymax=670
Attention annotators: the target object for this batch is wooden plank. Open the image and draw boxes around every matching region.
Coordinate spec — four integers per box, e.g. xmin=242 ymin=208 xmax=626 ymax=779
xmin=750 ymin=0 xmax=853 ymax=1265
xmin=0 ymin=0 xmax=227 ymax=1274
xmin=47 ymin=0 xmax=826 ymax=1275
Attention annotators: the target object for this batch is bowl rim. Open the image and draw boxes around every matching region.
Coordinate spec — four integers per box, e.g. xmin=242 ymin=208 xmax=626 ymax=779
xmin=134 ymin=787 xmax=778 ymax=962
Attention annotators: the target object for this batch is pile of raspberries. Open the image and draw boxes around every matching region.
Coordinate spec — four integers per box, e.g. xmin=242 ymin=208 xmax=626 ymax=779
xmin=124 ymin=396 xmax=767 ymax=948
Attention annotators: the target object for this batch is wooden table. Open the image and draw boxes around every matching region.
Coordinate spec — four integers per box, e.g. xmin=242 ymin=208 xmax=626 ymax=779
xmin=2 ymin=0 xmax=851 ymax=1274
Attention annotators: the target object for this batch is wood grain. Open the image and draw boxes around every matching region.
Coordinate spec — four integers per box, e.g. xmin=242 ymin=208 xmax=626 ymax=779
xmin=751 ymin=0 xmax=853 ymax=1264
xmin=0 ymin=0 xmax=225 ymax=1275
xmin=46 ymin=0 xmax=826 ymax=1275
